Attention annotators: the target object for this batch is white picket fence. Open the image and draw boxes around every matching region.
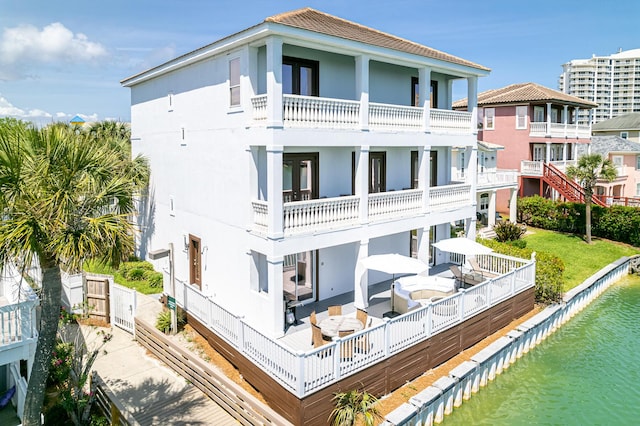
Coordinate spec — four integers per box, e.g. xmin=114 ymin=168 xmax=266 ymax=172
xmin=61 ymin=273 xmax=137 ymax=335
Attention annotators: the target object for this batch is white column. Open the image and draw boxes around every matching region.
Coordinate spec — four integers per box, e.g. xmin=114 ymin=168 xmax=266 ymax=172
xmin=417 ymin=227 xmax=430 ymax=265
xmin=354 ymin=239 xmax=369 ymax=310
xmin=545 ymin=142 xmax=551 ymax=163
xmin=488 ymin=190 xmax=497 ymax=227
xmin=266 ymin=146 xmax=283 ymax=239
xmin=266 ymin=37 xmax=283 ymax=128
xmin=574 ymin=107 xmax=580 ymax=137
xmin=563 ymin=105 xmax=569 ymax=137
xmin=267 ymin=255 xmax=284 ymax=336
xmin=509 ymin=188 xmax=518 ymax=223
xmin=355 ymin=146 xmax=370 ymax=224
xmin=355 ymin=55 xmax=370 ymax=130
xmin=469 ymin=146 xmax=478 ymax=204
xmin=467 ymin=76 xmax=478 ymax=132
xmin=546 ymin=102 xmax=552 ymax=137
xmin=419 ymin=67 xmax=431 ymax=131
xmin=562 ymin=143 xmax=568 ymax=164
xmin=420 ymin=145 xmax=431 ymax=212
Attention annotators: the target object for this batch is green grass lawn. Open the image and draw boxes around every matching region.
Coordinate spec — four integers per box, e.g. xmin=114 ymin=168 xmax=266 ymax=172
xmin=523 ymin=228 xmax=640 ymax=291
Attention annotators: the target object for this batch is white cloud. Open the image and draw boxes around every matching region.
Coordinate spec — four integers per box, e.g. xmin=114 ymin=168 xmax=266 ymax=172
xmin=0 ymin=22 xmax=108 ymax=80
xmin=0 ymin=94 xmax=98 ymax=125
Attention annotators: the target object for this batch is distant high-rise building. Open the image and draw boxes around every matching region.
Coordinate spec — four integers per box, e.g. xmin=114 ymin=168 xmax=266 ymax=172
xmin=559 ymin=48 xmax=640 ymax=125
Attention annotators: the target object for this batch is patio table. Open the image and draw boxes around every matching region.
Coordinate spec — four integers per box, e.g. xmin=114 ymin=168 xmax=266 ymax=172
xmin=318 ymin=316 xmax=363 ymax=338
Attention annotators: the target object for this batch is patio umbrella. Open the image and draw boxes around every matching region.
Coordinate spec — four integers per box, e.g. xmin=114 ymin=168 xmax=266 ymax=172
xmin=356 ymin=254 xmax=429 ymax=311
xmin=432 ymin=237 xmax=493 ymax=257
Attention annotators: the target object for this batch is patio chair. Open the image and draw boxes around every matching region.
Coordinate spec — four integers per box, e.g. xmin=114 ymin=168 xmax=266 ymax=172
xmin=339 ymin=329 xmax=355 ymax=359
xmin=328 ymin=305 xmax=342 ymax=316
xmin=467 ymin=258 xmax=484 ymax=279
xmin=356 ymin=308 xmax=368 ymax=328
xmin=310 ymin=310 xmax=317 ymax=326
xmin=449 ymin=264 xmax=464 ymax=285
xmin=311 ymin=323 xmax=326 ymax=348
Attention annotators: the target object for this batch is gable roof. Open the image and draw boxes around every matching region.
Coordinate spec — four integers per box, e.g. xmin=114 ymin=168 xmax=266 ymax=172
xmin=453 ymin=82 xmax=597 ymax=109
xmin=266 ymin=8 xmax=489 ymax=71
xmin=590 ymin=135 xmax=640 ymax=155
xmin=122 ymin=8 xmax=488 ymax=86
xmin=592 ymin=113 xmax=640 ymax=131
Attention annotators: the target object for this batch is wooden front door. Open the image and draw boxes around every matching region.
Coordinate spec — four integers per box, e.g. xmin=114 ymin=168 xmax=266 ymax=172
xmin=189 ymin=234 xmax=202 ymax=289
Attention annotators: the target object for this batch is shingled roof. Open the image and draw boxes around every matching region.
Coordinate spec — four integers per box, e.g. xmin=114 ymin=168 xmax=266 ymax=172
xmin=590 ymin=135 xmax=640 ymax=155
xmin=265 ymin=8 xmax=489 ymax=71
xmin=453 ymin=82 xmax=597 ymax=109
xmin=592 ymin=113 xmax=640 ymax=131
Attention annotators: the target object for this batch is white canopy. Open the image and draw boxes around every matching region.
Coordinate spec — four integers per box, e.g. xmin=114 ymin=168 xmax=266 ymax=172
xmin=355 ymin=254 xmax=428 ymax=309
xmin=432 ymin=237 xmax=493 ymax=257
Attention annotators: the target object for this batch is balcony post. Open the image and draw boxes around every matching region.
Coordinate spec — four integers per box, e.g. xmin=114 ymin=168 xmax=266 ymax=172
xmin=546 ymin=102 xmax=552 ymax=137
xmin=417 ymin=226 xmax=430 ymax=265
xmin=266 ymin=255 xmax=285 ymax=337
xmin=266 ymin=146 xmax=283 ymax=239
xmin=419 ymin=66 xmax=431 ymax=131
xmin=355 ymin=146 xmax=369 ymax=223
xmin=356 ymin=55 xmax=370 ymax=130
xmin=509 ymin=188 xmax=518 ymax=223
xmin=488 ymin=190 xmax=497 ymax=227
xmin=469 ymin=146 xmax=478 ymax=204
xmin=354 ymin=239 xmax=369 ymax=310
xmin=467 ymin=76 xmax=478 ymax=132
xmin=563 ymin=105 xmax=569 ymax=137
xmin=545 ymin=142 xmax=551 ymax=163
xmin=562 ymin=143 xmax=568 ymax=164
xmin=420 ymin=144 xmax=431 ymax=212
xmin=265 ymin=36 xmax=283 ymax=128
xmin=574 ymin=107 xmax=580 ymax=133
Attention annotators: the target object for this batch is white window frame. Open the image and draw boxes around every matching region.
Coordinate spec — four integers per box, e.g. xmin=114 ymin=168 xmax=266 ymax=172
xmin=484 ymin=108 xmax=495 ymax=130
xmin=516 ymin=106 xmax=527 ymax=129
xmin=612 ymin=155 xmax=623 ymax=166
xmin=480 ymin=193 xmax=489 ymax=210
xmin=533 ymin=106 xmax=545 ymax=122
xmin=229 ymin=57 xmax=241 ymax=108
xmin=620 ymin=131 xmax=629 ymax=139
xmin=636 ymin=182 xmax=640 ymax=196
xmin=636 ymin=155 xmax=640 ymax=170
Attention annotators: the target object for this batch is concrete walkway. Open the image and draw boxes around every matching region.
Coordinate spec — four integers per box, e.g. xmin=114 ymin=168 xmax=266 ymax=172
xmin=86 ymin=294 xmax=238 ymax=425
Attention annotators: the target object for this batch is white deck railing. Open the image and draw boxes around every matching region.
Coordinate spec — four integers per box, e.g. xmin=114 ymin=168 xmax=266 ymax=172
xmin=251 ymin=95 xmax=473 ymax=134
xmin=368 ymin=103 xmax=422 ymax=131
xmin=428 ymin=184 xmax=472 ymax=211
xmin=521 ymin=160 xmax=543 ymax=176
xmin=429 ymin=109 xmax=473 ymax=132
xmin=171 ymin=253 xmax=535 ymax=398
xmin=283 ymin=95 xmax=360 ymax=129
xmin=529 ymin=122 xmax=592 ymax=139
xmin=0 ymin=265 xmax=39 ymax=349
xmin=252 ymin=184 xmax=472 ymax=236
xmin=368 ymin=189 xmax=422 ymax=220
xmin=475 ymin=170 xmax=519 ymax=189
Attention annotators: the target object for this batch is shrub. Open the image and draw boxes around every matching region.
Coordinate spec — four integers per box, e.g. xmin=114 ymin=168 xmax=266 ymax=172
xmin=144 ymin=270 xmax=163 ymax=288
xmin=494 ymin=221 xmax=527 ymax=243
xmin=479 ymin=239 xmax=564 ymax=303
xmin=118 ymin=261 xmax=154 ymax=281
xmin=155 ymin=309 xmax=172 ymax=333
xmin=329 ymin=389 xmax=381 ymax=426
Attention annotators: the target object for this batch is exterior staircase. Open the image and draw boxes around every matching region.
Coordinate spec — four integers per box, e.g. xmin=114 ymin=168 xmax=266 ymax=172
xmin=542 ymin=163 xmax=607 ymax=207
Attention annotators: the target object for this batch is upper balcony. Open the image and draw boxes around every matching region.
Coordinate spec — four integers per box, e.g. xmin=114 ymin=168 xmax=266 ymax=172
xmin=251 ymin=184 xmax=472 ymax=237
xmin=529 ymin=122 xmax=591 ymax=139
xmin=0 ymin=266 xmax=39 ymax=353
xmin=454 ymin=170 xmax=519 ymax=191
xmin=251 ymin=94 xmax=474 ymax=135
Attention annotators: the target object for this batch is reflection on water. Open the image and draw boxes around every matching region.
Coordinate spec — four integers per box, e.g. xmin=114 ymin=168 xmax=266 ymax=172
xmin=447 ymin=275 xmax=640 ymax=425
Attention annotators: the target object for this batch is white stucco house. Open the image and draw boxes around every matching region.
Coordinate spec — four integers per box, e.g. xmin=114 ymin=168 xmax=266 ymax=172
xmin=122 ymin=8 xmax=491 ymax=337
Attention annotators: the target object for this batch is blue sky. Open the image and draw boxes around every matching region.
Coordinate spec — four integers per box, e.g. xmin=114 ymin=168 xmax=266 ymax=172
xmin=1 ymin=0 xmax=639 ymax=125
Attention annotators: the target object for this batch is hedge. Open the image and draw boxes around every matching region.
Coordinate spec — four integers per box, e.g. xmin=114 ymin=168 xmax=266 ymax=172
xmin=517 ymin=195 xmax=640 ymax=247
xmin=479 ymin=238 xmax=564 ymax=303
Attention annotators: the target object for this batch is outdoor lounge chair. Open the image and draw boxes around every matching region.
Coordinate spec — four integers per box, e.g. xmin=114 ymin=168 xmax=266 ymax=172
xmin=310 ymin=310 xmax=317 ymax=326
xmin=356 ymin=308 xmax=368 ymax=327
xmin=311 ymin=323 xmax=326 ymax=348
xmin=450 ymin=264 xmax=483 ymax=288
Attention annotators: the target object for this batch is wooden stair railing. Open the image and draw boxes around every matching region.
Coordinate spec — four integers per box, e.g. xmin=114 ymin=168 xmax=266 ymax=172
xmin=542 ymin=163 xmax=607 ymax=207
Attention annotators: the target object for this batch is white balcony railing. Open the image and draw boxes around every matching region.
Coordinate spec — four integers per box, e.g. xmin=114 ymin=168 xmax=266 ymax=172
xmin=251 ymin=184 xmax=472 ymax=236
xmin=476 ymin=170 xmax=520 ymax=188
xmin=429 ymin=109 xmax=473 ymax=132
xmin=251 ymin=94 xmax=473 ymax=134
xmin=521 ymin=161 xmax=543 ymax=176
xmin=529 ymin=122 xmax=592 ymax=138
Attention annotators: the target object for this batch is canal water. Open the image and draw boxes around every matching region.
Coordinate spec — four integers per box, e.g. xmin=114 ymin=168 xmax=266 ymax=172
xmin=447 ymin=274 xmax=640 ymax=425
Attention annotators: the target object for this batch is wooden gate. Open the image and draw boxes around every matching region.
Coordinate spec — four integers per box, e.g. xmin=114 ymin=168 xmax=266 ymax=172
xmin=85 ymin=276 xmax=110 ymax=323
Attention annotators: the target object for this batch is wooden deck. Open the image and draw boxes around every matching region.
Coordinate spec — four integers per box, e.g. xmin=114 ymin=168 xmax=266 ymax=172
xmin=278 ymin=263 xmax=455 ymax=351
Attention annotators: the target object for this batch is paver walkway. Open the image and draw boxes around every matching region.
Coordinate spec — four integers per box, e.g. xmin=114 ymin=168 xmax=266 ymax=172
xmin=86 ymin=294 xmax=238 ymax=425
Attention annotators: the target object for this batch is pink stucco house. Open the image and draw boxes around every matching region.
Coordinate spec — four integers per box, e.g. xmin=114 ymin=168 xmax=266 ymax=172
xmin=454 ymin=82 xmax=597 ymax=211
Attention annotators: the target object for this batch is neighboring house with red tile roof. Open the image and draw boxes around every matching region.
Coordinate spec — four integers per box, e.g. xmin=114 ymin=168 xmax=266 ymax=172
xmin=454 ymin=83 xmax=597 ymax=210
xmin=121 ymin=9 xmax=536 ymax=424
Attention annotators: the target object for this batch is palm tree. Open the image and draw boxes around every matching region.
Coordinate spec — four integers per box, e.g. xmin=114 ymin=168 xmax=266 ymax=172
xmin=566 ymin=153 xmax=617 ymax=244
xmin=0 ymin=119 xmax=148 ymax=425
xmin=329 ymin=389 xmax=381 ymax=426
